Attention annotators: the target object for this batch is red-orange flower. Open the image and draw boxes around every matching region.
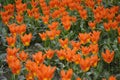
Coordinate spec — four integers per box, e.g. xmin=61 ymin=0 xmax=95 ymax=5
xmin=71 ymin=41 xmax=81 ymax=50
xmin=46 ymin=49 xmax=55 ymax=59
xmin=42 ymin=15 xmax=49 ymax=24
xmin=76 ymin=77 xmax=81 ymax=80
xmin=56 ymin=49 xmax=66 ymax=60
xmin=6 ymin=36 xmax=16 ymax=47
xmin=39 ymin=32 xmax=47 ymax=41
xmin=81 ymin=46 xmax=91 ymax=56
xmin=19 ymin=51 xmax=28 ymax=61
xmin=16 ymin=14 xmax=23 ymax=23
xmin=37 ymin=64 xmax=56 ymax=80
xmin=90 ymin=44 xmax=99 ymax=54
xmin=108 ymin=75 xmax=116 ymax=80
xmin=48 ymin=22 xmax=58 ymax=30
xmin=79 ymin=9 xmax=87 ymax=20
xmin=103 ymin=22 xmax=111 ymax=31
xmin=21 ymin=33 xmax=32 ymax=46
xmin=90 ymin=31 xmax=101 ymax=44
xmin=73 ymin=54 xmax=81 ymax=64
xmin=61 ymin=69 xmax=73 ymax=80
xmin=9 ymin=59 xmax=21 ymax=74
xmin=18 ymin=24 xmax=26 ymax=35
xmin=32 ymin=51 xmax=46 ymax=64
xmin=8 ymin=23 xmax=18 ymax=36
xmin=79 ymin=33 xmax=90 ymax=44
xmin=59 ymin=38 xmax=69 ymax=49
xmin=102 ymin=49 xmax=114 ymax=63
xmin=46 ymin=30 xmax=56 ymax=40
xmin=90 ymin=55 xmax=99 ymax=67
xmin=65 ymin=48 xmax=76 ymax=62
xmin=26 ymin=72 xmax=34 ymax=80
xmin=118 ymin=37 xmax=120 ymax=44
xmin=6 ymin=47 xmax=19 ymax=57
xmin=79 ymin=57 xmax=91 ymax=72
xmin=88 ymin=21 xmax=96 ymax=29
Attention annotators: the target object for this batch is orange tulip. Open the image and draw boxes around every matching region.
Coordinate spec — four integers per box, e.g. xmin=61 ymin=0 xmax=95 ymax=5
xmin=118 ymin=37 xmax=120 ymax=44
xmin=71 ymin=41 xmax=81 ymax=50
xmin=9 ymin=59 xmax=21 ymax=74
xmin=90 ymin=44 xmax=99 ymax=54
xmin=18 ymin=24 xmax=26 ymax=35
xmin=79 ymin=57 xmax=91 ymax=72
xmin=59 ymin=38 xmax=69 ymax=49
xmin=76 ymin=77 xmax=81 ymax=80
xmin=21 ymin=33 xmax=32 ymax=46
xmin=90 ymin=55 xmax=99 ymax=67
xmin=78 ymin=33 xmax=90 ymax=44
xmin=103 ymin=22 xmax=111 ymax=31
xmin=85 ymin=0 xmax=95 ymax=9
xmin=16 ymin=14 xmax=23 ymax=23
xmin=65 ymin=48 xmax=76 ymax=62
xmin=81 ymin=46 xmax=91 ymax=56
xmin=88 ymin=21 xmax=96 ymax=29
xmin=61 ymin=16 xmax=71 ymax=30
xmin=8 ymin=23 xmax=17 ymax=36
xmin=48 ymin=22 xmax=58 ymax=30
xmin=37 ymin=64 xmax=56 ymax=80
xmin=102 ymin=49 xmax=114 ymax=63
xmin=39 ymin=32 xmax=47 ymax=41
xmin=56 ymin=49 xmax=66 ymax=60
xmin=6 ymin=36 xmax=16 ymax=47
xmin=90 ymin=31 xmax=101 ymax=44
xmin=79 ymin=9 xmax=87 ymax=20
xmin=94 ymin=13 xmax=102 ymax=23
xmin=25 ymin=60 xmax=38 ymax=76
xmin=61 ymin=69 xmax=73 ymax=80
xmin=46 ymin=30 xmax=56 ymax=40
xmin=33 ymin=12 xmax=40 ymax=20
xmin=73 ymin=54 xmax=81 ymax=64
xmin=51 ymin=10 xmax=61 ymax=19
xmin=108 ymin=75 xmax=116 ymax=80
xmin=116 ymin=14 xmax=120 ymax=22
xmin=46 ymin=49 xmax=54 ymax=59
xmin=1 ymin=15 xmax=10 ymax=24
xmin=117 ymin=27 xmax=120 ymax=36
xmin=6 ymin=47 xmax=19 ymax=57
xmin=111 ymin=20 xmax=118 ymax=30
xmin=26 ymin=72 xmax=34 ymax=80
xmin=19 ymin=51 xmax=28 ymax=61
xmin=32 ymin=51 xmax=46 ymax=64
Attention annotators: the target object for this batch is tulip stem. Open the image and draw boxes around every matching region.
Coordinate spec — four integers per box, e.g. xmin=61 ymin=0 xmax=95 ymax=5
xmin=12 ymin=74 xmax=16 ymax=80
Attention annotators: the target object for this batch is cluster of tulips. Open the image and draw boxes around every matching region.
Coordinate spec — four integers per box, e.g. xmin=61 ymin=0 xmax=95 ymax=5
xmin=0 ymin=0 xmax=120 ymax=80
